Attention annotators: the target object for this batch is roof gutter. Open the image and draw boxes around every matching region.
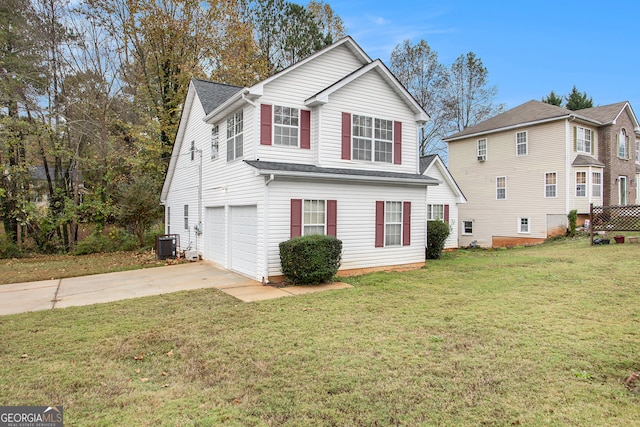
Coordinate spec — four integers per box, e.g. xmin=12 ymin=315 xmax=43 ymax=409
xmin=252 ymin=168 xmax=440 ymax=186
xmin=202 ymin=88 xmax=250 ymax=124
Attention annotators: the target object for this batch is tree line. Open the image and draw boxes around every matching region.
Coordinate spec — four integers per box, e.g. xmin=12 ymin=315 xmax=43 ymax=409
xmin=1 ymin=0 xmax=501 ymax=255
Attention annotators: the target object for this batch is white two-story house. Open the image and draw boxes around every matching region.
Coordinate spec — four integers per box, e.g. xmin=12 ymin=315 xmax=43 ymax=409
xmin=160 ymin=37 xmax=439 ymax=282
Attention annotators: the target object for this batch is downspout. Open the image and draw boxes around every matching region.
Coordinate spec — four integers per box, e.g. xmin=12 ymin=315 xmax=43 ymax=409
xmin=196 ymin=149 xmax=203 ymax=254
xmin=263 ymin=174 xmax=275 ymax=284
xmin=566 ymin=116 xmax=575 ymax=217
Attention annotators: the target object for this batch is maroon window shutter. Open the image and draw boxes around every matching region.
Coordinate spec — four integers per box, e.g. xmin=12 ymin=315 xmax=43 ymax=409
xmin=260 ymin=104 xmax=272 ymax=145
xmin=402 ymin=201 xmax=411 ymax=246
xmin=300 ymin=109 xmax=311 ymax=149
xmin=375 ymin=201 xmax=384 ymax=247
xmin=291 ymin=199 xmax=302 ymax=238
xmin=444 ymin=204 xmax=450 ymax=222
xmin=394 ymin=121 xmax=402 ymax=165
xmin=342 ymin=112 xmax=351 ymax=160
xmin=326 ymin=200 xmax=337 ymax=237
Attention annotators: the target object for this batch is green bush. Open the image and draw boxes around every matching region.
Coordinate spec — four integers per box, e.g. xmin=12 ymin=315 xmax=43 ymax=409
xmin=0 ymin=235 xmax=22 ymax=259
xmin=567 ymin=209 xmax=578 ymax=237
xmin=279 ymin=234 xmax=342 ymax=285
xmin=72 ymin=228 xmax=139 ymax=255
xmin=426 ymin=220 xmax=451 ymax=259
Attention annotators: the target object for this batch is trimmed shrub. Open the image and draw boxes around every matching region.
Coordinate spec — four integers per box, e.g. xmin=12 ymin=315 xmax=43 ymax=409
xmin=426 ymin=220 xmax=451 ymax=259
xmin=279 ymin=234 xmax=342 ymax=285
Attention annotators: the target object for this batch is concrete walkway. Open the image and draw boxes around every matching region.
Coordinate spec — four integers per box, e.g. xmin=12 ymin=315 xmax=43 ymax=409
xmin=0 ymin=261 xmax=352 ymax=316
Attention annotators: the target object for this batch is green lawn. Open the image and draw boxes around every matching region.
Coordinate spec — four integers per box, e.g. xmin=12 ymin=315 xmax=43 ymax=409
xmin=1 ymin=237 xmax=639 ymax=426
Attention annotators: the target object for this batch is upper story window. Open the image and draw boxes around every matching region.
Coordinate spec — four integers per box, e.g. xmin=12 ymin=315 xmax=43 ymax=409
xmin=516 ymin=131 xmax=528 ymax=156
xmin=635 ymin=140 xmax=639 ymax=164
xmin=576 ymin=171 xmax=586 ymax=197
xmin=352 ymin=115 xmax=393 ymax=163
xmin=190 ymin=141 xmax=195 ymax=161
xmin=545 ymin=172 xmax=557 ymax=198
xmin=274 ymin=106 xmax=299 ymax=146
xmin=227 ymin=110 xmax=243 ymax=161
xmin=618 ymin=128 xmax=629 ymax=159
xmin=211 ymin=125 xmax=219 ymax=159
xmin=576 ymin=127 xmax=592 ymax=153
xmin=477 ymin=138 xmax=487 ymax=161
xmin=496 ymin=176 xmax=506 ymax=200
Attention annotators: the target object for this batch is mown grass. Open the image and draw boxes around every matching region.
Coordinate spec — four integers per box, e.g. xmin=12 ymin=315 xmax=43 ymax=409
xmin=1 ymin=237 xmax=640 ymax=426
xmin=0 ymin=251 xmax=174 ymax=285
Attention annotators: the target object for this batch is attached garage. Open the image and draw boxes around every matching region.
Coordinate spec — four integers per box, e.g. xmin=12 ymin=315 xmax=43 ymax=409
xmin=229 ymin=205 xmax=257 ymax=278
xmin=205 ymin=207 xmax=225 ymax=266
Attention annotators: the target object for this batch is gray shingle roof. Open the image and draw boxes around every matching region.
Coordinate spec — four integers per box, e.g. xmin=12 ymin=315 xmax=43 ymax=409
xmin=572 ymin=154 xmax=605 ymax=167
xmin=191 ymin=78 xmax=243 ymax=115
xmin=419 ymin=154 xmax=437 ymax=174
xmin=574 ymin=101 xmax=628 ymax=124
xmin=244 ymin=160 xmax=439 ymax=185
xmin=445 ymin=100 xmax=571 ymax=141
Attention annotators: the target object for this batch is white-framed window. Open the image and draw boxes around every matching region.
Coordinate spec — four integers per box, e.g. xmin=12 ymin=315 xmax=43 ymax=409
xmin=183 ymin=205 xmax=189 ymax=230
xmin=576 ymin=127 xmax=592 ymax=153
xmin=211 ymin=125 xmax=219 ymax=159
xmin=518 ymin=217 xmax=530 ymax=234
xmin=462 ymin=220 xmax=473 ymax=235
xmin=477 ymin=138 xmax=487 ymax=160
xmin=516 ymin=131 xmax=528 ymax=156
xmin=190 ymin=141 xmax=195 ymax=161
xmin=636 ymin=140 xmax=640 ymax=164
xmin=274 ymin=105 xmax=299 ymax=146
xmin=303 ymin=199 xmax=325 ymax=235
xmin=545 ymin=172 xmax=557 ymax=198
xmin=167 ymin=206 xmax=170 ymax=234
xmin=352 ymin=114 xmax=393 ymax=163
xmin=226 ymin=110 xmax=243 ymax=161
xmin=618 ymin=129 xmax=629 ymax=159
xmin=576 ymin=171 xmax=586 ymax=197
xmin=427 ymin=204 xmax=444 ymax=221
xmin=592 ymin=171 xmax=602 ymax=197
xmin=496 ymin=176 xmax=506 ymax=200
xmin=619 ymin=176 xmax=628 ymax=205
xmin=385 ymin=201 xmax=403 ymax=246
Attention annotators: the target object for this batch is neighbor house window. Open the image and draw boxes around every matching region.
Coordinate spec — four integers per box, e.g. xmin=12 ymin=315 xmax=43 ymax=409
xmin=303 ymin=199 xmax=325 ymax=235
xmin=576 ymin=171 xmax=586 ymax=197
xmin=496 ymin=176 xmax=506 ymax=200
xmin=618 ymin=129 xmax=629 ymax=159
xmin=462 ymin=220 xmax=473 ymax=235
xmin=190 ymin=141 xmax=195 ymax=161
xmin=545 ymin=172 xmax=557 ymax=198
xmin=274 ymin=106 xmax=299 ymax=146
xmin=167 ymin=206 xmax=170 ymax=234
xmin=576 ymin=127 xmax=592 ymax=153
xmin=592 ymin=171 xmax=602 ymax=197
xmin=427 ymin=204 xmax=444 ymax=221
xmin=352 ymin=115 xmax=393 ymax=163
xmin=636 ymin=140 xmax=640 ymax=163
xmin=477 ymin=138 xmax=487 ymax=160
xmin=518 ymin=217 xmax=530 ymax=233
xmin=183 ymin=205 xmax=189 ymax=229
xmin=227 ymin=110 xmax=243 ymax=161
xmin=516 ymin=131 xmax=528 ymax=156
xmin=385 ymin=201 xmax=403 ymax=246
xmin=211 ymin=125 xmax=219 ymax=159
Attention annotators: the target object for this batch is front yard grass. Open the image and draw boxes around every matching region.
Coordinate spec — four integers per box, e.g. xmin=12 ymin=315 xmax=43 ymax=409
xmin=1 ymin=237 xmax=639 ymax=425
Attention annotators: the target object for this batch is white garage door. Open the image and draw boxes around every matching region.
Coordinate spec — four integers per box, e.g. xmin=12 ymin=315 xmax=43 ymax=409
xmin=229 ymin=205 xmax=257 ymax=278
xmin=205 ymin=207 xmax=225 ymax=266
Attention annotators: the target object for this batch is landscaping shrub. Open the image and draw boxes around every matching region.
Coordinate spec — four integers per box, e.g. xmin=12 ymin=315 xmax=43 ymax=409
xmin=0 ymin=235 xmax=22 ymax=259
xmin=567 ymin=209 xmax=578 ymax=237
xmin=426 ymin=220 xmax=451 ymax=259
xmin=279 ymin=234 xmax=342 ymax=285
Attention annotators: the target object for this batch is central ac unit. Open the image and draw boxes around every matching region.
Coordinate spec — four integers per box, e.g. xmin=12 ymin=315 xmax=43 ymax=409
xmin=477 ymin=155 xmax=486 ymax=162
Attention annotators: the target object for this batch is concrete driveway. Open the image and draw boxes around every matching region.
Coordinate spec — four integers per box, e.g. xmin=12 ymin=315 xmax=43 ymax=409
xmin=0 ymin=261 xmax=351 ymax=316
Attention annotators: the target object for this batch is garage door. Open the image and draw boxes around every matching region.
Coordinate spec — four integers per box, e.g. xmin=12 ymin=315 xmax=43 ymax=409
xmin=229 ymin=205 xmax=257 ymax=278
xmin=205 ymin=207 xmax=225 ymax=266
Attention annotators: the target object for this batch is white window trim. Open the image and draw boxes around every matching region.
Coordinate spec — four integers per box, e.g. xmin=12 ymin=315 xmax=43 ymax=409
xmin=462 ymin=220 xmax=473 ymax=235
xmin=211 ymin=125 xmax=219 ymax=160
xmin=518 ymin=217 xmax=530 ymax=234
xmin=477 ymin=138 xmax=487 ymax=160
xmin=226 ymin=110 xmax=244 ymax=162
xmin=183 ymin=205 xmax=189 ymax=230
xmin=190 ymin=140 xmax=195 ymax=161
xmin=544 ymin=172 xmax=557 ymax=198
xmin=592 ymin=171 xmax=602 ymax=198
xmin=576 ymin=127 xmax=592 ymax=154
xmin=352 ymin=114 xmax=394 ymax=164
xmin=273 ymin=105 xmax=300 ymax=147
xmin=516 ymin=131 xmax=528 ymax=157
xmin=427 ymin=204 xmax=445 ymax=221
xmin=619 ymin=176 xmax=628 ymax=205
xmin=385 ymin=201 xmax=403 ymax=246
xmin=575 ymin=171 xmax=586 ymax=197
xmin=618 ymin=129 xmax=629 ymax=159
xmin=496 ymin=176 xmax=507 ymax=200
xmin=303 ymin=199 xmax=326 ymax=236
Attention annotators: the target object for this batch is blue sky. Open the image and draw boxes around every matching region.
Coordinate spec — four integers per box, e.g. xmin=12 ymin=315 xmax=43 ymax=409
xmin=329 ymin=0 xmax=640 ymax=112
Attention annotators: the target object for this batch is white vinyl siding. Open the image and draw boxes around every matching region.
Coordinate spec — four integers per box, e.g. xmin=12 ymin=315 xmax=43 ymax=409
xmin=516 ymin=131 xmax=528 ymax=156
xmin=545 ymin=172 xmax=557 ymax=198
